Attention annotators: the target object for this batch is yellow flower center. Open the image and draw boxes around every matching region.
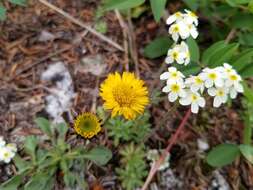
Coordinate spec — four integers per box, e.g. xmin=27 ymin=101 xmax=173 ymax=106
xmin=208 ymin=73 xmax=217 ymax=80
xmin=190 ymin=12 xmax=197 ymax=18
xmin=172 ymin=52 xmax=178 ymax=59
xmin=195 ymin=77 xmax=203 ymax=84
xmin=229 ymin=74 xmax=237 ymax=81
xmin=4 ymin=152 xmax=9 ymax=158
xmin=173 ymin=25 xmax=179 ymax=32
xmin=112 ymin=84 xmax=135 ymax=107
xmin=171 ymin=72 xmax=178 ymax=78
xmin=191 ymin=94 xmax=198 ymax=101
xmin=74 ymin=113 xmax=101 ymax=139
xmin=175 ymin=12 xmax=181 ymax=18
xmin=171 ymin=84 xmax=180 ymax=92
xmin=217 ymin=90 xmax=224 ymax=96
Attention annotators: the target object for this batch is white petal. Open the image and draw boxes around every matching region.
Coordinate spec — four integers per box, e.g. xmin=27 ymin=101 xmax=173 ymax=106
xmin=235 ymin=83 xmax=244 ymax=93
xmin=190 ymin=28 xmax=198 ymax=39
xmin=191 ymin=85 xmax=199 ymax=92
xmin=230 ymin=88 xmax=237 ymax=99
xmin=160 ymin=72 xmax=169 ymax=80
xmin=191 ymin=103 xmax=199 ymax=113
xmin=168 ymin=67 xmax=177 ymax=72
xmin=179 ymin=97 xmax=191 ymax=106
xmin=168 ymin=92 xmax=178 ymax=102
xmin=205 ymin=79 xmax=213 ymax=88
xmin=162 ymin=86 xmax=170 ymax=93
xmin=207 ymin=88 xmax=216 ymax=96
xmin=172 ymin=33 xmax=179 ymax=42
xmin=198 ymin=97 xmax=206 ymax=108
xmin=165 ymin=56 xmax=174 ymax=64
xmin=215 ymin=78 xmax=224 ymax=87
xmin=166 ymin=15 xmax=176 ymax=25
xmin=213 ymin=97 xmax=222 ymax=107
xmin=179 ymin=90 xmax=186 ymax=98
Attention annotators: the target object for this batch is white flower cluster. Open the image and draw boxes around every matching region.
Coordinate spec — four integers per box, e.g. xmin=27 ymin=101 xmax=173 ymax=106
xmin=165 ymin=10 xmax=198 ymax=66
xmin=160 ymin=63 xmax=244 ymax=113
xmin=0 ymin=136 xmax=17 ymax=163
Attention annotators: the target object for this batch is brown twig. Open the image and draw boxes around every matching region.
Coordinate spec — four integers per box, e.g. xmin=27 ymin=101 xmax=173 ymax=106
xmin=38 ymin=0 xmax=123 ymax=51
xmin=127 ymin=11 xmax=140 ymax=77
xmin=141 ymin=108 xmax=192 ymax=190
xmin=225 ymin=29 xmax=237 ymax=44
xmin=115 ymin=10 xmax=129 ymax=71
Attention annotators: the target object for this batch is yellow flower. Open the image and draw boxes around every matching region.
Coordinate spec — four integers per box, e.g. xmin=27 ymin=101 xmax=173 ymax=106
xmin=74 ymin=113 xmax=101 ymax=138
xmin=100 ymin=72 xmax=149 ymax=120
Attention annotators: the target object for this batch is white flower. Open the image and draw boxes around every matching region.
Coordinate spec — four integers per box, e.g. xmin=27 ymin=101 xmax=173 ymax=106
xmin=184 ymin=9 xmax=198 ymax=26
xmin=200 ymin=68 xmax=224 ymax=88
xmin=162 ymin=82 xmax=186 ymax=102
xmin=0 ymin=136 xmax=6 ymax=147
xmin=166 ymin=11 xmax=184 ymax=25
xmin=179 ymin=91 xmax=206 ymax=113
xmin=6 ymin=143 xmax=17 ymax=153
xmin=165 ymin=42 xmax=190 ymax=65
xmin=216 ymin=63 xmax=236 ymax=75
xmin=169 ymin=21 xmax=190 ymax=42
xmin=0 ymin=146 xmax=15 ymax=163
xmin=208 ymin=87 xmax=229 ymax=107
xmin=187 ymin=24 xmax=198 ymax=39
xmin=165 ymin=46 xmax=185 ymax=64
xmin=185 ymin=75 xmax=205 ymax=93
xmin=160 ymin=67 xmax=185 ymax=83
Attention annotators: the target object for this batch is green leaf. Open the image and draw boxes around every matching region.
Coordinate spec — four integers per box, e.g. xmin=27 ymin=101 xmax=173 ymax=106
xmin=182 ymin=0 xmax=199 ymax=11
xmin=0 ymin=175 xmax=23 ymax=190
xmin=35 ymin=117 xmax=52 ymax=137
xmin=187 ymin=37 xmax=200 ymax=63
xmin=243 ymin=82 xmax=253 ymax=103
xmin=202 ymin=41 xmax=226 ymax=65
xmin=226 ymin=0 xmax=250 ymax=6
xmin=143 ymin=36 xmax=172 ymax=59
xmin=9 ymin=0 xmax=27 ymax=6
xmin=208 ymin=43 xmax=239 ymax=67
xmin=24 ymin=136 xmax=38 ymax=162
xmin=239 ymin=32 xmax=253 ymax=46
xmin=207 ymin=143 xmax=240 ymax=167
xmin=150 ymin=0 xmax=167 ymax=22
xmin=0 ymin=5 xmax=6 ymax=21
xmin=103 ymin=0 xmax=145 ymax=11
xmin=56 ymin=122 xmax=68 ymax=138
xmin=239 ymin=144 xmax=253 ymax=164
xmin=13 ymin=155 xmax=31 ymax=173
xmin=232 ymin=49 xmax=253 ymax=71
xmin=83 ymin=146 xmax=112 ymax=166
xmin=240 ymin=64 xmax=253 ymax=78
xmin=231 ymin=13 xmax=253 ymax=29
xmin=24 ymin=171 xmax=54 ymax=190
xmin=63 ymin=172 xmax=76 ymax=188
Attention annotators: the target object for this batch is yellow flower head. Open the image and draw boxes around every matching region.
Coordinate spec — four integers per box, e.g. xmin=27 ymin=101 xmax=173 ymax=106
xmin=100 ymin=72 xmax=149 ymax=120
xmin=74 ymin=113 xmax=101 ymax=138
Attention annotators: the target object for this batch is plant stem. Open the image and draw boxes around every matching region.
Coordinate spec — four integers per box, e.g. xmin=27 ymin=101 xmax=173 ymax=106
xmin=141 ymin=108 xmax=191 ymax=190
xmin=243 ymin=115 xmax=252 ymax=145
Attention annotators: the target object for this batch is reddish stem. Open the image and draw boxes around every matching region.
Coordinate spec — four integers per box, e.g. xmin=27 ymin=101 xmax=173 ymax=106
xmin=141 ymin=108 xmax=192 ymax=190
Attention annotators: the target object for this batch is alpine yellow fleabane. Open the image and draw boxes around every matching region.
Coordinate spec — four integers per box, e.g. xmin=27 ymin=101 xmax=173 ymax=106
xmin=74 ymin=113 xmax=101 ymax=138
xmin=100 ymin=72 xmax=149 ymax=120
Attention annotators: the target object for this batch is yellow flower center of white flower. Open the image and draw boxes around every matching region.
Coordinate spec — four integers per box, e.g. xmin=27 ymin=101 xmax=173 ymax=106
xmin=171 ymin=84 xmax=180 ymax=93
xmin=195 ymin=77 xmax=203 ymax=84
xmin=171 ymin=72 xmax=178 ymax=78
xmin=173 ymin=25 xmax=179 ymax=32
xmin=229 ymin=74 xmax=238 ymax=81
xmin=3 ymin=152 xmax=10 ymax=158
xmin=208 ymin=73 xmax=217 ymax=80
xmin=175 ymin=12 xmax=182 ymax=18
xmin=172 ymin=52 xmax=178 ymax=59
xmin=217 ymin=90 xmax=224 ymax=96
xmin=190 ymin=12 xmax=197 ymax=18
xmin=191 ymin=94 xmax=198 ymax=102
